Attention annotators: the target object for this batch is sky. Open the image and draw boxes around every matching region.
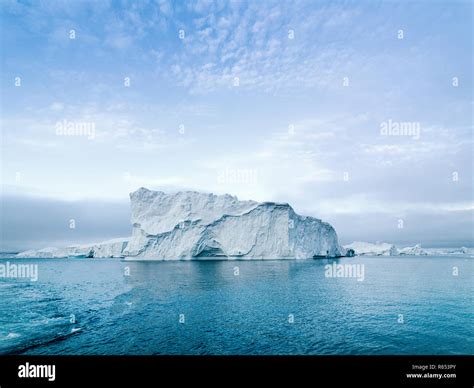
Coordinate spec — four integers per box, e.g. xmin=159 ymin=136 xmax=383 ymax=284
xmin=0 ymin=0 xmax=473 ymax=251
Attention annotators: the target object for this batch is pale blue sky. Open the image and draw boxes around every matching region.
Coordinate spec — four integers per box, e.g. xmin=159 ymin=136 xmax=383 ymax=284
xmin=1 ymin=0 xmax=473 ymax=250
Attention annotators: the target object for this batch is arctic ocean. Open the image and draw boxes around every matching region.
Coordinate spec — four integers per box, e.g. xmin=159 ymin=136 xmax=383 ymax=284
xmin=0 ymin=256 xmax=472 ymax=355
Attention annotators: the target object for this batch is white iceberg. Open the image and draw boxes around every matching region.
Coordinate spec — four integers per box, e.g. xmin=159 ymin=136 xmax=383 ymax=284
xmin=123 ymin=188 xmax=344 ymax=259
xmin=399 ymin=244 xmax=428 ymax=256
xmin=343 ymin=242 xmax=473 ymax=256
xmin=343 ymin=241 xmax=399 ymax=256
xmin=424 ymin=247 xmax=474 ymax=256
xmin=17 ymin=238 xmax=129 ymax=259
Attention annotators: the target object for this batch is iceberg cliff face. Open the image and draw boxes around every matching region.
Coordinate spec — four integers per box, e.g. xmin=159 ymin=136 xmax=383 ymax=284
xmin=123 ymin=188 xmax=344 ymax=259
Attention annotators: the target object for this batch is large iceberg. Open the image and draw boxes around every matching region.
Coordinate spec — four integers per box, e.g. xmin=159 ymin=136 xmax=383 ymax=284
xmin=123 ymin=188 xmax=344 ymax=259
xmin=16 ymin=188 xmax=344 ymax=260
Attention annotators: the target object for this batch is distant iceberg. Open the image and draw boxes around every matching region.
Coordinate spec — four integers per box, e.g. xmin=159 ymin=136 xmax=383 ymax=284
xmin=423 ymin=246 xmax=474 ymax=256
xmin=17 ymin=238 xmax=129 ymax=259
xmin=17 ymin=188 xmax=344 ymax=260
xmin=343 ymin=241 xmax=399 ymax=256
xmin=399 ymin=244 xmax=428 ymax=256
xmin=343 ymin=242 xmax=473 ymax=256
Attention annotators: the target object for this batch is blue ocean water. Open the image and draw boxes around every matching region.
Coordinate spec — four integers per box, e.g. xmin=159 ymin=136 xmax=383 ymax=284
xmin=0 ymin=256 xmax=472 ymax=355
